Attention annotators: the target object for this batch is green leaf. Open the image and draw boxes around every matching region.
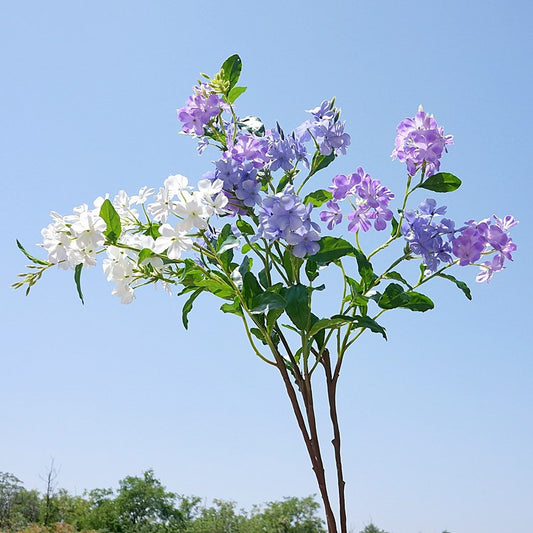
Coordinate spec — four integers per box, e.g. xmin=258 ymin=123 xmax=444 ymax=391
xmin=305 ymin=259 xmax=319 ymax=282
xmin=249 ymin=328 xmax=266 ymax=344
xmin=282 ymin=284 xmax=310 ymax=331
xmin=221 ymin=54 xmax=242 ymax=93
xmin=303 ymin=189 xmax=333 ymax=207
xmin=307 ymin=317 xmax=347 ymax=337
xmin=378 ymin=283 xmax=434 ymax=312
xmin=419 ymin=172 xmax=462 ymax=193
xmin=236 ymin=219 xmax=255 ymax=235
xmin=227 ymin=86 xmax=247 ymax=103
xmin=217 ymin=235 xmax=239 ymax=255
xmin=74 ymin=263 xmax=84 ymax=305
xmin=242 ymin=272 xmax=262 ymax=307
xmin=353 ymin=249 xmax=376 ymax=290
xmin=220 ymin=298 xmax=243 ymax=317
xmin=250 ymin=291 xmax=287 ymax=314
xmin=351 ymin=315 xmax=387 ymax=340
xmin=308 ymin=150 xmax=336 ymax=179
xmin=383 ymin=271 xmax=412 ymax=288
xmin=16 ymin=240 xmax=49 ymax=266
xmin=390 ymin=215 xmax=399 ymax=237
xmin=182 ymin=288 xmax=203 ymax=329
xmin=276 ymin=172 xmax=292 ymax=193
xmin=138 ymin=248 xmax=154 ymax=265
xmin=143 ymin=221 xmax=161 ymax=239
xmin=282 ymin=249 xmax=303 ymax=282
xmin=378 ymin=283 xmax=411 ymax=309
xmin=403 ymin=291 xmax=434 ymax=312
xmin=99 ymin=199 xmax=122 ymax=244
xmin=266 ymin=308 xmax=284 ymax=334
xmin=330 ymin=314 xmax=387 ymax=340
xmin=437 ymin=272 xmax=472 ymax=300
xmin=196 ymin=278 xmax=234 ymax=300
xmin=312 ymin=236 xmax=355 ymax=266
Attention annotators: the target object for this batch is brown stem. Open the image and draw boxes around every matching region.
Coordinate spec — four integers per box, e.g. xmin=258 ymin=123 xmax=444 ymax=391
xmin=271 ymin=346 xmax=338 ymax=533
xmin=322 ymin=349 xmax=347 ymax=533
xmin=300 ymin=376 xmax=338 ymax=532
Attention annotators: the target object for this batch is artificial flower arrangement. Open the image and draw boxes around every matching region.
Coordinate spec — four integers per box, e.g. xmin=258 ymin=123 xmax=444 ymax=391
xmin=15 ymin=55 xmax=517 ymax=533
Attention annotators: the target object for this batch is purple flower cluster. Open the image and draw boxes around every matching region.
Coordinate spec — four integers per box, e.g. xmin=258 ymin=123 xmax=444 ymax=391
xmin=177 ymin=84 xmax=225 ymax=136
xmin=258 ymin=187 xmax=321 ymax=258
xmin=401 ymin=199 xmax=455 ymax=272
xmin=264 ymin=128 xmax=309 ymax=172
xmin=452 ymin=215 xmax=518 ymax=282
xmin=295 ymin=100 xmax=351 ymax=156
xmin=391 ymin=106 xmax=454 ymax=177
xmin=320 ymin=167 xmax=394 ymax=232
xmin=211 ymin=132 xmax=272 ymax=213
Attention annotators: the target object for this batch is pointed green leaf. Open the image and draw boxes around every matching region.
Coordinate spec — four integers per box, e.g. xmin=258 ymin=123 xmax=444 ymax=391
xmin=74 ymin=263 xmax=84 ymax=304
xmin=236 ymin=219 xmax=255 ymax=235
xmin=99 ymin=199 xmax=122 ymax=244
xmin=307 ymin=317 xmax=347 ymax=337
xmin=303 ymin=189 xmax=333 ymax=207
xmin=403 ymin=291 xmax=434 ymax=311
xmin=250 ymin=291 xmax=287 ymax=314
xmin=282 ymin=284 xmax=310 ymax=331
xmin=378 ymin=283 xmax=434 ymax=312
xmin=227 ymin=86 xmax=247 ymax=103
xmin=182 ymin=288 xmax=203 ymax=329
xmin=220 ymin=298 xmax=243 ymax=317
xmin=312 ymin=236 xmax=355 ymax=266
xmin=378 ymin=283 xmax=410 ymax=309
xmin=330 ymin=314 xmax=387 ymax=340
xmin=353 ymin=249 xmax=376 ymax=290
xmin=16 ymin=240 xmax=49 ymax=266
xmin=138 ymin=248 xmax=154 ymax=265
xmin=383 ymin=271 xmax=412 ymax=288
xmin=419 ymin=172 xmax=461 ymax=193
xmin=221 ymin=54 xmax=242 ymax=92
xmin=351 ymin=315 xmax=387 ymax=340
xmin=308 ymin=150 xmax=335 ymax=179
xmin=305 ymin=259 xmax=319 ymax=282
xmin=437 ymin=272 xmax=472 ymax=300
xmin=242 ymin=271 xmax=262 ymax=307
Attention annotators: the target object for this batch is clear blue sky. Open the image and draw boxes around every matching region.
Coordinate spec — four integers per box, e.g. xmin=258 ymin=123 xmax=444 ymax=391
xmin=2 ymin=2 xmax=531 ymax=532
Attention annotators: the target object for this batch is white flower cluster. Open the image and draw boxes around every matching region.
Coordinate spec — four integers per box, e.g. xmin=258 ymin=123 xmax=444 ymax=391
xmin=39 ymin=175 xmax=228 ymax=304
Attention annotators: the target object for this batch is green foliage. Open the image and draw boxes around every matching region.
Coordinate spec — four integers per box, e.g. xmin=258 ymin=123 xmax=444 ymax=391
xmin=359 ymin=524 xmax=390 ymax=533
xmin=419 ymin=172 xmax=461 ymax=193
xmin=74 ymin=264 xmax=84 ymax=305
xmin=99 ymin=199 xmax=122 ymax=244
xmin=0 ymin=472 xmax=23 ymax=529
xmin=0 ymin=471 xmax=328 ymax=533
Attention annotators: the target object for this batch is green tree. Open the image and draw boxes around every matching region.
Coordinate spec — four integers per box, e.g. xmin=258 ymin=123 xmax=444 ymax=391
xmin=184 ymin=499 xmax=247 ymax=533
xmin=114 ymin=470 xmax=185 ymax=532
xmin=359 ymin=524 xmax=389 ymax=533
xmin=248 ymin=496 xmax=326 ymax=533
xmin=10 ymin=488 xmax=41 ymax=528
xmin=0 ymin=472 xmax=24 ymax=529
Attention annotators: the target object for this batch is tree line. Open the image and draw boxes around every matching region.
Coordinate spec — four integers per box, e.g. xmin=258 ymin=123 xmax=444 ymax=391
xmin=1 ymin=470 xmax=451 ymax=533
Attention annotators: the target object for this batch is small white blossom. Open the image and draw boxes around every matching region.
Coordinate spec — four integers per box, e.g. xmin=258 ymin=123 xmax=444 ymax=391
xmin=153 ymin=223 xmax=193 ymax=260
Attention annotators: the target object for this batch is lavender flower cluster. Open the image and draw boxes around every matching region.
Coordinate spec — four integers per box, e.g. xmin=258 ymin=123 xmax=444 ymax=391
xmin=177 ymin=83 xmax=226 ymax=136
xmin=320 ymin=167 xmax=394 ymax=232
xmin=391 ymin=105 xmax=454 ymax=177
xmin=454 ymin=215 xmax=518 ymax=282
xmin=258 ymin=187 xmax=321 ymax=258
xmin=401 ymin=199 xmax=455 ymax=272
xmin=401 ymin=200 xmax=518 ymax=280
xmin=175 ymin=79 xmax=517 ymax=283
